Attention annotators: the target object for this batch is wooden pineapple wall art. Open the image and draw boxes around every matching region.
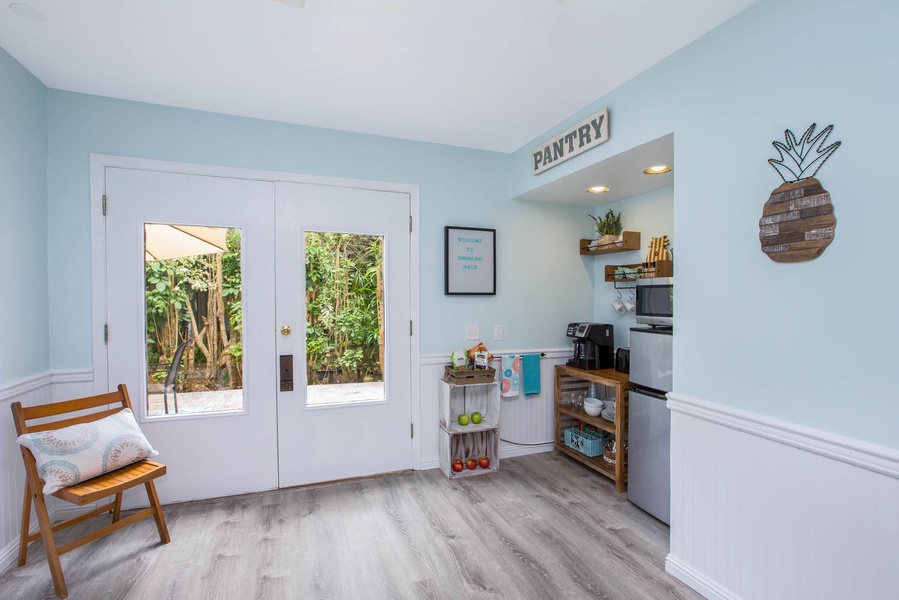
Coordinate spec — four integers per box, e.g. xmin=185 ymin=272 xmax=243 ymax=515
xmin=760 ymin=123 xmax=841 ymax=262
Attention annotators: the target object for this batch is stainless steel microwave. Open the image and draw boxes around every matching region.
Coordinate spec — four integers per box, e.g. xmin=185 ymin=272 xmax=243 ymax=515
xmin=635 ymin=277 xmax=673 ymax=326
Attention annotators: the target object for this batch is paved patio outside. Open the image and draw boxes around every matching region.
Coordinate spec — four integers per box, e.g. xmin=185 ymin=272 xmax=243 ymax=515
xmin=147 ymin=381 xmax=385 ymax=415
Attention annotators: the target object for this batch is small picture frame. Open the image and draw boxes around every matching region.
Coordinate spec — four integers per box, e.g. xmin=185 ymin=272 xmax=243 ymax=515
xmin=444 ymin=226 xmax=496 ymax=295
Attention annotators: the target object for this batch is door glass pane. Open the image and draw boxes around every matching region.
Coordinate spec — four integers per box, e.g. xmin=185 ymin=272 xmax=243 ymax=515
xmin=305 ymin=231 xmax=385 ymax=406
xmin=144 ymin=224 xmax=244 ymax=417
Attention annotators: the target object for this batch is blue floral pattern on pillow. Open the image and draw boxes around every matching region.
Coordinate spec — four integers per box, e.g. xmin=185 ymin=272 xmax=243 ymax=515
xmin=31 ymin=424 xmax=100 ymax=455
xmin=39 ymin=460 xmax=81 ymax=489
xmin=102 ymin=434 xmax=153 ymax=473
xmin=17 ymin=408 xmax=158 ymax=494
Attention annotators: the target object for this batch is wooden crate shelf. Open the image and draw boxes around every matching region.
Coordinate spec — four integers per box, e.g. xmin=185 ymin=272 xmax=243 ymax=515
xmin=439 ymin=426 xmax=499 ymax=479
xmin=439 ymin=380 xmax=501 ymax=478
xmin=580 ymin=231 xmax=641 ymax=255
xmin=439 ymin=380 xmax=500 ymax=430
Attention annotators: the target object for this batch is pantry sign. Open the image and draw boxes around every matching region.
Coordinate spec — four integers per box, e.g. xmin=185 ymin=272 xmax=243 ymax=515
xmin=532 ymin=107 xmax=609 ymax=175
xmin=445 ymin=226 xmax=496 ymax=295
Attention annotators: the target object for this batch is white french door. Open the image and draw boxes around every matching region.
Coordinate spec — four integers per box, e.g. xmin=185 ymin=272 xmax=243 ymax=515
xmin=104 ymin=166 xmax=413 ymax=502
xmin=106 ymin=167 xmax=278 ymax=503
xmin=275 ymin=182 xmax=412 ymax=487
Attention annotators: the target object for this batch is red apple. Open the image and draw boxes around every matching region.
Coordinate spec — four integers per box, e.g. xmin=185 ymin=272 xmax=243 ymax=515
xmin=466 ymin=458 xmax=477 ymax=470
xmin=478 ymin=456 xmax=490 ymax=469
xmin=451 ymin=459 xmax=464 ymax=473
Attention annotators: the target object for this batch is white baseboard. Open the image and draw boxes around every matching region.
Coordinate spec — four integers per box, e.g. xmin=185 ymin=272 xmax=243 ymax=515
xmin=0 ymin=504 xmax=95 ymax=574
xmin=419 ymin=456 xmax=440 ymax=471
xmin=499 ymin=442 xmax=554 ymax=459
xmin=0 ymin=537 xmax=20 ymax=575
xmin=665 ymin=553 xmax=741 ymax=600
xmin=419 ymin=442 xmax=554 ymax=474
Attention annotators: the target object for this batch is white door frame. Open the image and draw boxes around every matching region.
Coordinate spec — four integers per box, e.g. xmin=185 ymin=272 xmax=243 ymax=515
xmin=89 ymin=154 xmax=423 ymax=470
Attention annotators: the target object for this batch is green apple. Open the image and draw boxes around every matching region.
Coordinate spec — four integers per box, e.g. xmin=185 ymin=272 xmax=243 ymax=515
xmin=470 ymin=411 xmax=482 ymax=424
xmin=457 ymin=413 xmax=470 ymax=426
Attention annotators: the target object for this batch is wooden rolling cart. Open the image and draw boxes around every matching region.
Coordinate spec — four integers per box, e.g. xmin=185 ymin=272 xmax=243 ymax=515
xmin=553 ymin=365 xmax=629 ymax=492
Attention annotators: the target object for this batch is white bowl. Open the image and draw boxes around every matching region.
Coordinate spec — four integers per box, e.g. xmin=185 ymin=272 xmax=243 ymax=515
xmin=583 ymin=397 xmax=602 ymax=416
xmin=584 ymin=404 xmax=601 ymax=416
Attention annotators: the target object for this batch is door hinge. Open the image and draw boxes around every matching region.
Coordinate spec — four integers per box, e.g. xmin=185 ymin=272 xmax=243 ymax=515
xmin=104 ymin=324 xmax=109 ymax=344
xmin=409 ymin=215 xmax=412 ymax=233
xmin=102 ymin=194 xmax=107 ymax=216
xmin=411 ymin=422 xmax=414 ymax=439
xmin=410 ymin=320 xmax=413 ymax=336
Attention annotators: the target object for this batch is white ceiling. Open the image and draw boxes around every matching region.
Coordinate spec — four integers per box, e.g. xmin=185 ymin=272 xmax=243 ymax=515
xmin=0 ymin=0 xmax=755 ymax=153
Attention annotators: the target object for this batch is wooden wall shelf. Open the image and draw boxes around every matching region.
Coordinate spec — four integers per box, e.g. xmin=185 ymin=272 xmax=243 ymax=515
xmin=579 ymin=231 xmax=641 ymax=255
xmin=604 ymin=260 xmax=673 ymax=282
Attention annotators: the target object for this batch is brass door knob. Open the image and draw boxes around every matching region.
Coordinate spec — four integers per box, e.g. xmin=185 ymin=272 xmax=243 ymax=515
xmin=280 ymin=325 xmax=292 ymax=336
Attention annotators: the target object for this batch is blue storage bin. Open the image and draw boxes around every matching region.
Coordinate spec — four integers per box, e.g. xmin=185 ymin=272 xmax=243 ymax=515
xmin=563 ymin=427 xmax=605 ymax=458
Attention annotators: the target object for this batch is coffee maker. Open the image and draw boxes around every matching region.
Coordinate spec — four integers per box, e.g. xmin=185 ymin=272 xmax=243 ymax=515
xmin=566 ymin=323 xmax=614 ymax=370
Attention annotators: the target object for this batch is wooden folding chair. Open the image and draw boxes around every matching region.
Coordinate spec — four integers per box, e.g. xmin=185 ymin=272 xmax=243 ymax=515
xmin=11 ymin=384 xmax=170 ymax=599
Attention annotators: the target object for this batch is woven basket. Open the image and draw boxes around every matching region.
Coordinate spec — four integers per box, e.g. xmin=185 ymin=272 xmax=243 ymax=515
xmin=602 ymin=446 xmax=616 ymax=465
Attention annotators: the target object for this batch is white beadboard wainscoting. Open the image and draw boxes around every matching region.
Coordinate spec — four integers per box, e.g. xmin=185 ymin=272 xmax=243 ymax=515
xmin=667 ymin=392 xmax=899 ymax=600
xmin=0 ymin=370 xmax=95 ymax=573
xmin=418 ymin=350 xmax=570 ymax=470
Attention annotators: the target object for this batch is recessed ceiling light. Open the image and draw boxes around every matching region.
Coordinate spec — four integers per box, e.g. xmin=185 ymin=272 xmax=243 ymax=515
xmin=643 ymin=165 xmax=672 ymax=175
xmin=9 ymin=3 xmax=47 ymax=23
xmin=586 ymin=186 xmax=609 ymax=194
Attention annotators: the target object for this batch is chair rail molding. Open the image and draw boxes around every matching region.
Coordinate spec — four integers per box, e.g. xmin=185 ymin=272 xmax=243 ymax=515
xmin=0 ymin=371 xmax=52 ymax=402
xmin=667 ymin=392 xmax=899 ymax=478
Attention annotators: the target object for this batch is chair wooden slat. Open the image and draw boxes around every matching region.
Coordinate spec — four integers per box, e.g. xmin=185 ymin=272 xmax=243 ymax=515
xmin=10 ymin=384 xmax=169 ymax=599
xmin=53 ymin=460 xmax=166 ymax=505
xmin=26 ymin=407 xmax=127 ymax=433
xmin=18 ymin=390 xmax=126 ymax=420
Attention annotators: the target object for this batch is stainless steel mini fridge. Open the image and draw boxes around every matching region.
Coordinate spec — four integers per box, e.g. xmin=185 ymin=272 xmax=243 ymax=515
xmin=628 ymin=326 xmax=672 ymax=524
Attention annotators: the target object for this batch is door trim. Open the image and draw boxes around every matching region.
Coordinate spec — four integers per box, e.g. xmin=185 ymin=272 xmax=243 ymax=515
xmin=89 ymin=154 xmax=422 ymax=468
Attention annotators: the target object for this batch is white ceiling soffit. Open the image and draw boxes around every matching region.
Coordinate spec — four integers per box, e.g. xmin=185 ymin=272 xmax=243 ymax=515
xmin=0 ymin=1 xmax=756 ymax=153
xmin=515 ymin=134 xmax=673 ymax=206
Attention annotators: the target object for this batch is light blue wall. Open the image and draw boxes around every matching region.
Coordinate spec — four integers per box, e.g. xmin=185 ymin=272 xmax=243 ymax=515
xmin=511 ymin=0 xmax=899 ymax=448
xmin=0 ymin=47 xmax=48 ymax=383
xmin=45 ymin=91 xmax=593 ymax=369
xmin=590 ymin=187 xmax=674 ymax=351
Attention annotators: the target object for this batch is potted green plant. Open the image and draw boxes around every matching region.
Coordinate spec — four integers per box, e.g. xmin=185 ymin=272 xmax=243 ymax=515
xmin=589 ymin=209 xmax=623 ymax=247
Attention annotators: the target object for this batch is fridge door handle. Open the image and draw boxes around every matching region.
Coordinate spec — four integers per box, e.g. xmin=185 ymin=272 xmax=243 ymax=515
xmin=629 ymin=384 xmax=668 ymax=400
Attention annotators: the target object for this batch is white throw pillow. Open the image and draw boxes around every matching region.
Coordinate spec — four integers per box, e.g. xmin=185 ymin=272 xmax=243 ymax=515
xmin=17 ymin=408 xmax=159 ymax=495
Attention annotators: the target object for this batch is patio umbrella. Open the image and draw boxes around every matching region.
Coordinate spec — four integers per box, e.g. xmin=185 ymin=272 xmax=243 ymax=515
xmin=144 ymin=224 xmax=230 ymax=261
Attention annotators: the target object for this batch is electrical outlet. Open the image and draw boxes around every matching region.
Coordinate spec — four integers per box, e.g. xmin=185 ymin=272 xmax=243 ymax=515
xmin=465 ymin=324 xmax=480 ymax=340
xmin=494 ymin=325 xmax=503 ymax=341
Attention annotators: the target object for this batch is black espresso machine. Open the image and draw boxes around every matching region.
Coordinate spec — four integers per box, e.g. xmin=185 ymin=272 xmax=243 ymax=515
xmin=566 ymin=323 xmax=614 ymax=370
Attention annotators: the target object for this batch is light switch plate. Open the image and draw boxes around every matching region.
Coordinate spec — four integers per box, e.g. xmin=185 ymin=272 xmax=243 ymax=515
xmin=465 ymin=324 xmax=480 ymax=340
xmin=494 ymin=325 xmax=503 ymax=341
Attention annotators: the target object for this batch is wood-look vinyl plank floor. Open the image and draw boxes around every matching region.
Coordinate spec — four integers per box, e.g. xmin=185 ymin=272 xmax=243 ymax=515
xmin=0 ymin=454 xmax=700 ymax=599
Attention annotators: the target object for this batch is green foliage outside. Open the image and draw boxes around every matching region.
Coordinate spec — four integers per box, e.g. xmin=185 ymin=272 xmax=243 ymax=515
xmin=144 ymin=229 xmax=384 ymax=391
xmin=305 ymin=232 xmax=384 ymax=384
xmin=145 ymin=230 xmax=243 ymax=391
